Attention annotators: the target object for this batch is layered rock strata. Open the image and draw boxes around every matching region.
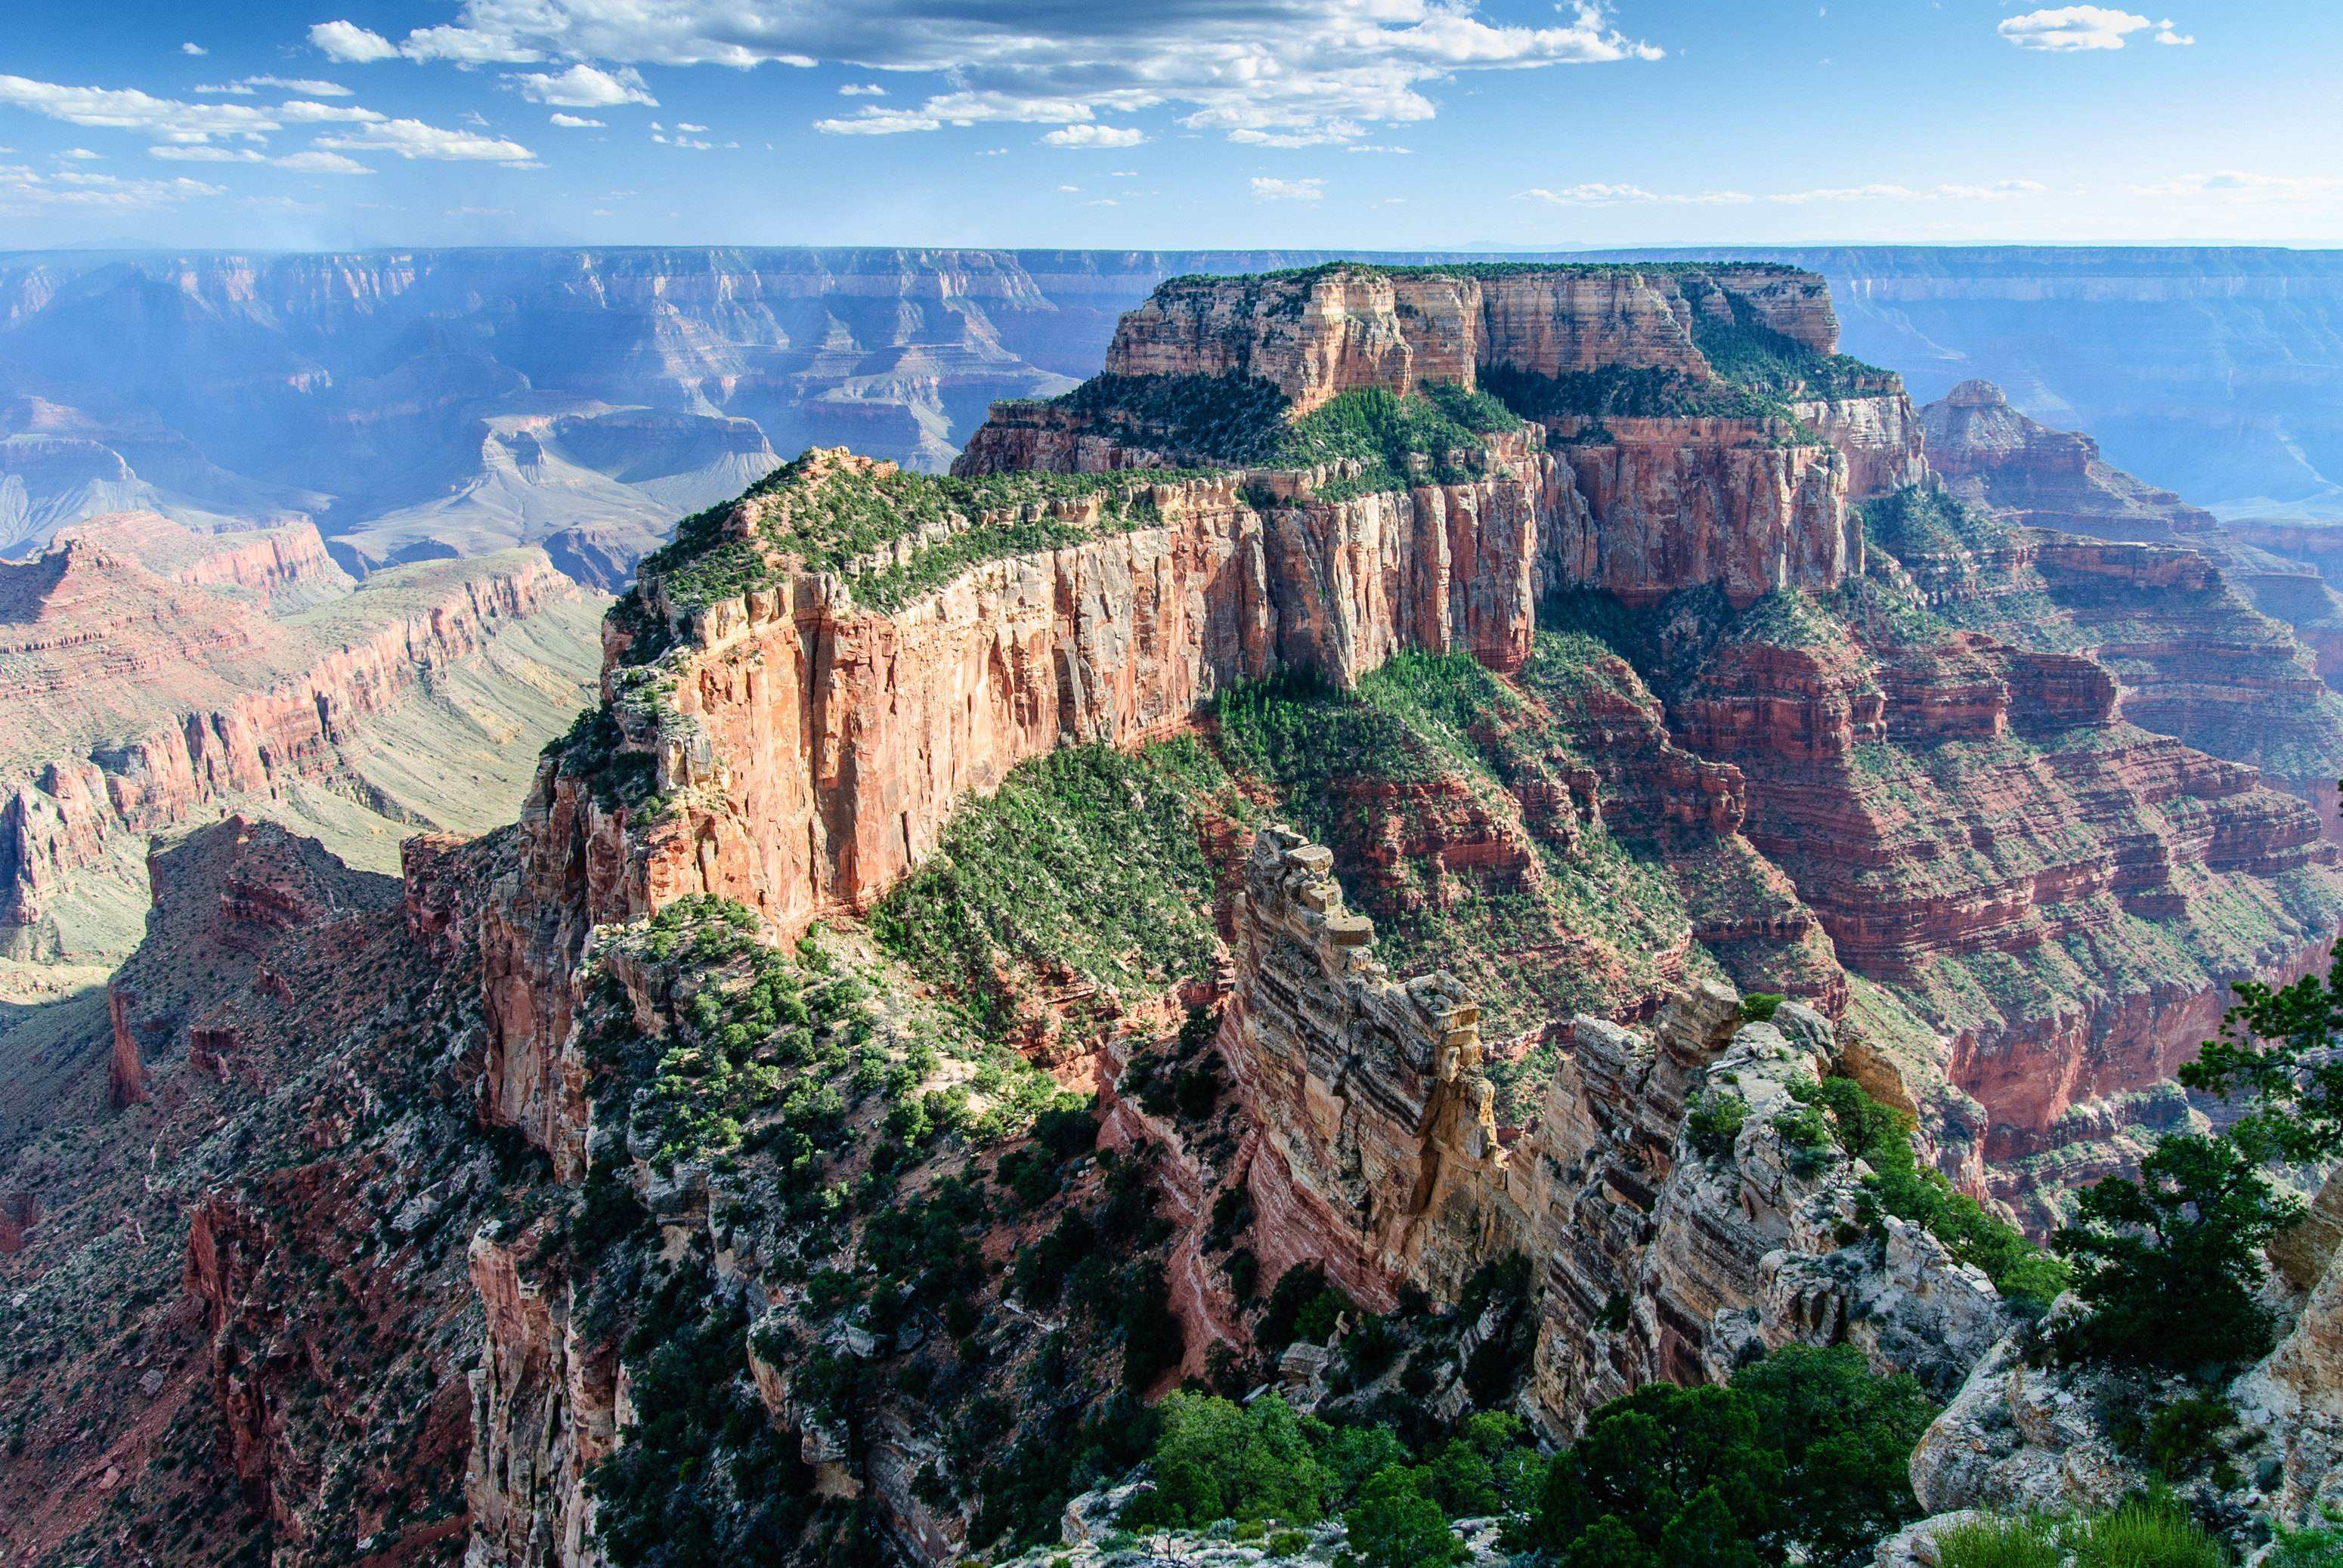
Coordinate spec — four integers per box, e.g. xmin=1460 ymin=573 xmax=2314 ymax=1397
xmin=0 ymin=523 xmax=596 ymax=963
xmin=1222 ymin=826 xmax=2010 ymax=1433
xmin=1917 ymin=382 xmax=2343 ymax=830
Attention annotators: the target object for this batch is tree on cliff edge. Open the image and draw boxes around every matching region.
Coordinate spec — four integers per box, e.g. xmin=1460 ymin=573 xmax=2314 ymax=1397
xmin=2049 ymin=953 xmax=2343 ymax=1373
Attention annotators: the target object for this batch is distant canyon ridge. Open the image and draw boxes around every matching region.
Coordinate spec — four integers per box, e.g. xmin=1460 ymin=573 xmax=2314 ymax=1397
xmin=2 ymin=246 xmax=2339 ymax=587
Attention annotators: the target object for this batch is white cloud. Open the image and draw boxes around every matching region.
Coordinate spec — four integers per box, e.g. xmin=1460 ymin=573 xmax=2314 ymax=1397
xmin=1517 ymin=182 xmax=1753 ymax=206
xmin=510 ymin=63 xmax=656 ymax=107
xmin=147 ymin=145 xmax=374 ymax=173
xmin=839 ymin=83 xmax=886 ymax=96
xmin=148 ymin=145 xmax=265 ymax=162
xmin=421 ymin=0 xmax=1658 ymax=147
xmin=0 ymin=74 xmax=282 ymax=141
xmin=273 ymin=150 xmax=373 ymax=173
xmin=1042 ymin=124 xmax=1147 ymax=149
xmin=0 ymin=163 xmax=223 ymax=207
xmin=1996 ymin=8 xmax=2166 ymax=51
xmin=549 ymin=112 xmax=605 ymax=127
xmin=314 ymin=118 xmax=537 ymax=161
xmin=401 ymin=25 xmax=545 ymax=63
xmin=1231 ymin=122 xmax=1361 ymax=148
xmin=193 ymin=83 xmax=258 ymax=95
xmin=246 ymin=76 xmax=355 ymax=97
xmin=2130 ymin=171 xmax=2343 ymax=200
xmin=2155 ymin=26 xmax=2194 ymax=44
xmin=675 ymin=121 xmax=707 ymax=131
xmin=181 ymin=42 xmax=207 ymax=56
xmin=276 ymin=100 xmax=387 ymax=124
xmin=57 ymin=147 xmax=103 ymax=161
xmin=1250 ymin=175 xmax=1324 ymax=201
xmin=308 ymin=20 xmax=401 ymax=63
xmin=1057 ymin=183 xmax=1081 ymax=192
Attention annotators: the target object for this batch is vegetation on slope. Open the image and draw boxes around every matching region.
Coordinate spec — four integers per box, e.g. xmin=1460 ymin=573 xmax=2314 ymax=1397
xmin=1075 ymin=1344 xmax=1933 ymax=1568
xmin=871 ymin=740 xmax=1243 ymax=1045
xmin=639 ymin=452 xmax=1215 ymax=615
xmin=1212 ymin=651 xmax=1703 ymax=1111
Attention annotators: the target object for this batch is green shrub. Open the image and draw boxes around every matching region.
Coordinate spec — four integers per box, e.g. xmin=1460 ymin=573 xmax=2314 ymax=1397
xmin=2069 ymin=1498 xmax=2227 ymax=1568
xmin=1344 ymin=1464 xmax=1465 ymax=1568
xmin=1740 ymin=992 xmax=1785 ymax=1022
xmin=1127 ymin=1393 xmax=1327 ymax=1529
xmin=1805 ymin=1074 xmax=2068 ymax=1316
xmin=1936 ymin=1514 xmax=2064 ymax=1568
xmin=2270 ymin=1508 xmax=2343 ymax=1567
xmin=1686 ymin=1090 xmax=1748 ymax=1158
xmin=1267 ymin=1530 xmax=1310 ymax=1558
xmin=1531 ymin=1344 xmax=1934 ymax=1568
xmin=2144 ymin=1396 xmax=2237 ymax=1482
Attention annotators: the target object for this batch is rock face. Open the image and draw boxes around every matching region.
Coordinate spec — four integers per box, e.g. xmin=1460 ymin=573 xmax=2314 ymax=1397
xmin=1094 ymin=265 xmax=1833 ymax=415
xmin=104 ymin=817 xmax=398 ymax=1106
xmin=1922 ymin=380 xmax=2218 ymax=543
xmin=0 ymin=516 xmax=602 ymax=967
xmin=1905 ymin=1167 xmax=2343 ymax=1545
xmin=1223 ymin=826 xmax=2010 ymax=1434
xmin=1917 ymin=381 xmax=2343 ymax=827
xmin=962 ymin=261 xmax=1909 ymax=609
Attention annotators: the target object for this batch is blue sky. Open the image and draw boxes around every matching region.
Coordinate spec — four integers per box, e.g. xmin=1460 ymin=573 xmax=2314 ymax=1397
xmin=2 ymin=1 xmax=2337 ymax=250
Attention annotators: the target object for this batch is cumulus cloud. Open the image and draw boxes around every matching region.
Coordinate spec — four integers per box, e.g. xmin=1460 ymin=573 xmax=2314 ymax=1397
xmin=1996 ymin=7 xmax=2171 ymax=51
xmin=181 ymin=42 xmax=206 ymax=56
xmin=57 ymin=147 xmax=103 ymax=161
xmin=273 ymin=150 xmax=374 ymax=173
xmin=1250 ymin=175 xmax=1324 ymax=201
xmin=276 ymin=100 xmax=387 ymax=123
xmin=548 ymin=112 xmax=605 ymax=127
xmin=248 ymin=76 xmax=356 ymax=96
xmin=308 ymin=20 xmax=401 ymax=63
xmin=2156 ymin=25 xmax=2194 ymax=44
xmin=1042 ymin=124 xmax=1147 ymax=148
xmin=510 ymin=63 xmax=656 ymax=107
xmin=394 ymin=0 xmax=1657 ymax=147
xmin=0 ymin=74 xmax=283 ymax=141
xmin=153 ymin=145 xmax=373 ymax=173
xmin=314 ymin=118 xmax=536 ymax=161
xmin=0 ymin=163 xmax=224 ymax=206
xmin=839 ymin=83 xmax=886 ymax=96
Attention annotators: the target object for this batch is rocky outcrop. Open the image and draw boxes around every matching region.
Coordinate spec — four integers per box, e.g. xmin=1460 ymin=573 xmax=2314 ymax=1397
xmin=57 ymin=512 xmax=351 ymax=606
xmin=1922 ymin=381 xmax=2217 ymax=543
xmin=104 ymin=817 xmax=398 ymax=1108
xmin=1916 ymin=385 xmax=2343 ymax=829
xmin=466 ymin=1220 xmax=616 ymax=1568
xmin=1906 ymin=1170 xmax=2343 ymax=1546
xmin=1221 ymin=825 xmax=2010 ymax=1434
xmin=1094 ymin=264 xmax=1834 ymax=417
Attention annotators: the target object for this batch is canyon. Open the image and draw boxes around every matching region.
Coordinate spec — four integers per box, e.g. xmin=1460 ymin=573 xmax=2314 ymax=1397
xmin=2 ymin=247 xmax=2335 ymax=591
xmin=5 ymin=258 xmax=2343 ymax=1567
xmin=0 ymin=511 xmax=605 ymax=988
